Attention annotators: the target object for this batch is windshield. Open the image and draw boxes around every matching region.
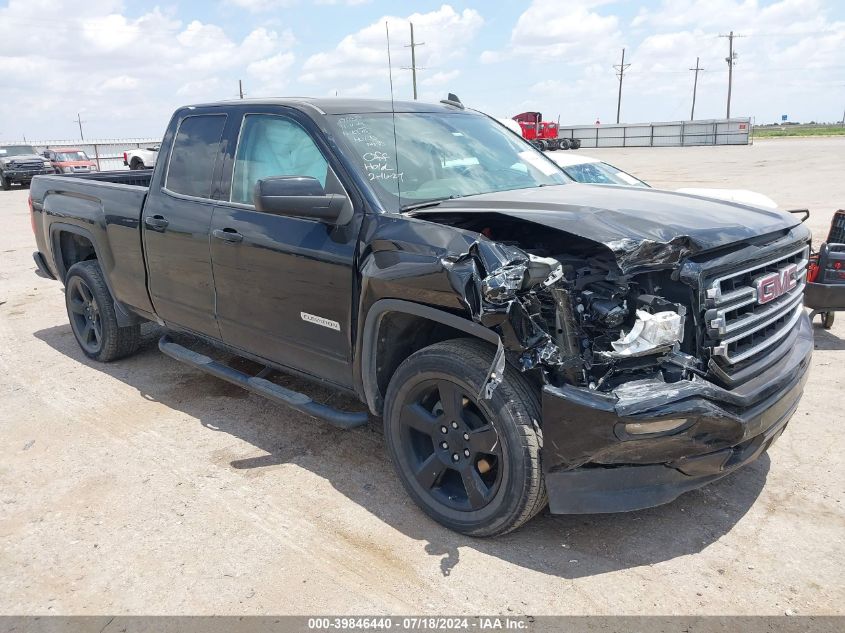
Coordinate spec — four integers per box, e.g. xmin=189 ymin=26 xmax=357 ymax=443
xmin=561 ymin=161 xmax=648 ymax=187
xmin=0 ymin=145 xmax=37 ymax=157
xmin=327 ymin=112 xmax=569 ymax=210
xmin=55 ymin=151 xmax=90 ymax=162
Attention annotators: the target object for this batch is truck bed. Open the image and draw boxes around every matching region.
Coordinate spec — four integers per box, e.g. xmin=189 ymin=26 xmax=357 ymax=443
xmin=30 ymin=169 xmax=155 ymax=315
xmin=54 ymin=169 xmax=153 ymax=188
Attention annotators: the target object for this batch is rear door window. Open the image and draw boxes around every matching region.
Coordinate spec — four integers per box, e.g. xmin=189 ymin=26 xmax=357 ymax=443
xmin=165 ymin=114 xmax=227 ymax=199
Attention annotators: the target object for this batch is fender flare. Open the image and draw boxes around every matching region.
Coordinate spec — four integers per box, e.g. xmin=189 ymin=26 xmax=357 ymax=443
xmin=359 ymin=298 xmax=499 ymax=416
xmin=49 ymin=223 xmax=141 ymax=327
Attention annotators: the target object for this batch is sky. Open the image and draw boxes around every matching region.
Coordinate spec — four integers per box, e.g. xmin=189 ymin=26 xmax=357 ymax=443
xmin=1 ymin=0 xmax=844 ymax=141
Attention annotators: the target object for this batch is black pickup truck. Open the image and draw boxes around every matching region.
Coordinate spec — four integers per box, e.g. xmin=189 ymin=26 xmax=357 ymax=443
xmin=29 ymin=97 xmax=813 ymax=536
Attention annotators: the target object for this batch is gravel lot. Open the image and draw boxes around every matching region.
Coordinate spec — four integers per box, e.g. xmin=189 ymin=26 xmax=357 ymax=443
xmin=1 ymin=137 xmax=843 ymax=616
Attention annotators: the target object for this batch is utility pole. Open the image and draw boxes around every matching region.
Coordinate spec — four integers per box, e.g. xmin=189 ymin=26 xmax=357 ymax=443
xmin=403 ymin=22 xmax=425 ymax=100
xmin=238 ymin=80 xmax=245 ymax=99
xmin=689 ymin=57 xmax=703 ymax=121
xmin=74 ymin=113 xmax=86 ymax=141
xmin=613 ymin=48 xmax=631 ymax=124
xmin=720 ymin=31 xmax=740 ymax=118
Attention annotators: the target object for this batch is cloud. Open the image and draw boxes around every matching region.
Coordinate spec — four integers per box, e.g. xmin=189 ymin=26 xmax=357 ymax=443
xmin=0 ymin=1 xmax=297 ymax=139
xmin=487 ymin=0 xmax=622 ymax=65
xmin=300 ymin=4 xmax=483 ymax=99
xmin=227 ymin=0 xmax=371 ymax=10
xmin=225 ymin=0 xmax=297 ymax=11
xmin=421 ymin=70 xmax=460 ymax=87
xmin=99 ymin=76 xmax=140 ymax=91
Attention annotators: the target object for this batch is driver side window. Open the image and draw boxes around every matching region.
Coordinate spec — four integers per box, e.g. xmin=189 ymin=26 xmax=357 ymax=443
xmin=231 ymin=115 xmax=329 ymax=205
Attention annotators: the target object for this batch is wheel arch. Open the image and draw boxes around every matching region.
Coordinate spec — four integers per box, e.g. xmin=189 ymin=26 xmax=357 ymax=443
xmin=50 ymin=224 xmax=140 ymax=327
xmin=359 ymin=299 xmax=499 ymax=416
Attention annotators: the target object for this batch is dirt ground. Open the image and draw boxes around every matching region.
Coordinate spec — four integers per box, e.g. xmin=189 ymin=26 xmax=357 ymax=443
xmin=1 ymin=137 xmax=843 ymax=616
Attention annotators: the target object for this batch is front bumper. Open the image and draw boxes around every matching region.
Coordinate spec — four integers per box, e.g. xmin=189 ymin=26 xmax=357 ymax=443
xmin=2 ymin=167 xmax=54 ymax=182
xmin=541 ymin=311 xmax=813 ymax=514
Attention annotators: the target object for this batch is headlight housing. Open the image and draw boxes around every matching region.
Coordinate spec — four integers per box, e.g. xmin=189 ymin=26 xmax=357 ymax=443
xmin=42 ymin=161 xmax=52 ymax=168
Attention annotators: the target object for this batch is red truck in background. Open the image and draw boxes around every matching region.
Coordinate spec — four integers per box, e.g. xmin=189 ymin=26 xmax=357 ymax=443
xmin=513 ymin=112 xmax=581 ymax=151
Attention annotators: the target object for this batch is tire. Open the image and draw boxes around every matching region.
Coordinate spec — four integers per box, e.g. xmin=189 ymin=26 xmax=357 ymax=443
xmin=130 ymin=159 xmax=144 ymax=170
xmin=0 ymin=174 xmax=10 ymax=191
xmin=559 ymin=138 xmax=571 ymax=150
xmin=822 ymin=311 xmax=835 ymax=329
xmin=570 ymin=139 xmax=581 ymax=150
xmin=64 ymin=261 xmax=140 ymax=362
xmin=383 ymin=338 xmax=546 ymax=537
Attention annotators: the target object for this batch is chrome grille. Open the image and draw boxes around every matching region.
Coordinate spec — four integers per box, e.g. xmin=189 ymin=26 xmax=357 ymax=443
xmin=11 ymin=160 xmax=43 ymax=171
xmin=703 ymin=244 xmax=808 ymax=366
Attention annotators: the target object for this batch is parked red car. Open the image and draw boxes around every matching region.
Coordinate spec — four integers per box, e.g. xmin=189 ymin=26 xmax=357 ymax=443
xmin=43 ymin=148 xmax=98 ymax=174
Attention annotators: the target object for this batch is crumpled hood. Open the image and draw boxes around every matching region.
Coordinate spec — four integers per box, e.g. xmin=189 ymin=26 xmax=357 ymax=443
xmin=415 ymin=183 xmax=802 ymax=272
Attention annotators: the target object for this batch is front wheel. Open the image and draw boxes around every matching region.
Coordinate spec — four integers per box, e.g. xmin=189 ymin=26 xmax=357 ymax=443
xmin=384 ymin=339 xmax=546 ymax=536
xmin=65 ymin=261 xmax=140 ymax=361
xmin=0 ymin=174 xmax=10 ymax=191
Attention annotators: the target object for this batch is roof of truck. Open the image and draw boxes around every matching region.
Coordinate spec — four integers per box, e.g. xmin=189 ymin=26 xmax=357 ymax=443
xmin=187 ymin=97 xmax=472 ymax=115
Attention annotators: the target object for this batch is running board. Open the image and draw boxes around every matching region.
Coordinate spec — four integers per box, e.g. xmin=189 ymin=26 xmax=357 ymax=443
xmin=158 ymin=335 xmax=369 ymax=430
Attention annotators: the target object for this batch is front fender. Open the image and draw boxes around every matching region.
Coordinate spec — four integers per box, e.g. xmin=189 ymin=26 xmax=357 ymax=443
xmin=357 ymin=298 xmax=500 ymax=415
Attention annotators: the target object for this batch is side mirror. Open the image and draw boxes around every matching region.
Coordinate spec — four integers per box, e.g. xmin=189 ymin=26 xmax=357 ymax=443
xmin=254 ymin=176 xmax=351 ymax=225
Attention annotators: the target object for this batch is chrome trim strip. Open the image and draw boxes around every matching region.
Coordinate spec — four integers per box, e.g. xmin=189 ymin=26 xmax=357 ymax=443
xmin=711 ymin=302 xmax=804 ymax=364
xmin=706 ymin=245 xmax=810 ymax=304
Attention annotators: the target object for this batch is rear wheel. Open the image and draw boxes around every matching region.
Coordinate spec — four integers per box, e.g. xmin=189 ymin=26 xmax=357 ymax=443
xmin=65 ymin=261 xmax=140 ymax=362
xmin=384 ymin=338 xmax=546 ymax=536
xmin=130 ymin=159 xmax=144 ymax=170
xmin=822 ymin=311 xmax=835 ymax=329
xmin=559 ymin=138 xmax=571 ymax=150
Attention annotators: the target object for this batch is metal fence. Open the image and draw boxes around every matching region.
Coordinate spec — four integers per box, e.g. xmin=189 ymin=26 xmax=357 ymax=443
xmin=559 ymin=118 xmax=752 ymax=148
xmin=0 ymin=138 xmax=160 ymax=171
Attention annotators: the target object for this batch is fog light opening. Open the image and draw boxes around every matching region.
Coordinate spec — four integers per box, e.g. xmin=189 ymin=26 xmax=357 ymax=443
xmin=623 ymin=418 xmax=690 ymax=436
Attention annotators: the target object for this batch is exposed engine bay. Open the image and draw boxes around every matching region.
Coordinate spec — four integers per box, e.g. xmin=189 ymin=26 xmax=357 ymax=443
xmin=416 ymin=211 xmax=704 ymax=395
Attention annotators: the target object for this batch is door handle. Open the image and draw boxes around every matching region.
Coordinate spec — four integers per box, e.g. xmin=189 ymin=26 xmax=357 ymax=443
xmin=144 ymin=214 xmax=169 ymax=230
xmin=212 ymin=228 xmax=243 ymax=243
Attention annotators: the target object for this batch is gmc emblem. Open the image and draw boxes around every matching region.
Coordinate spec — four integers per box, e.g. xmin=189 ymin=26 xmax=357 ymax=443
xmin=755 ymin=264 xmax=798 ymax=304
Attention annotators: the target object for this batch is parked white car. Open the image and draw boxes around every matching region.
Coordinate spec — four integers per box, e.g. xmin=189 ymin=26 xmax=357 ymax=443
xmin=546 ymin=152 xmax=778 ymax=209
xmin=123 ymin=145 xmax=159 ymax=170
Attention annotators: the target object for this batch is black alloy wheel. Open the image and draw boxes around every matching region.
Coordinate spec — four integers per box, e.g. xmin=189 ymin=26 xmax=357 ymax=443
xmin=398 ymin=378 xmax=504 ymax=512
xmin=384 ymin=339 xmax=546 ymax=536
xmin=67 ymin=275 xmax=103 ymax=355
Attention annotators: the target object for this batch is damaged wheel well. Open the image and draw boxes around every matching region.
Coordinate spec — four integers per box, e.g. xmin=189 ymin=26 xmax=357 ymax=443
xmin=361 ymin=299 xmax=503 ymax=415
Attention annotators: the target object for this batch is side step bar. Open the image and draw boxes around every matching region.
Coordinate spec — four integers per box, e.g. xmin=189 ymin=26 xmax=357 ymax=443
xmin=158 ymin=335 xmax=369 ymax=430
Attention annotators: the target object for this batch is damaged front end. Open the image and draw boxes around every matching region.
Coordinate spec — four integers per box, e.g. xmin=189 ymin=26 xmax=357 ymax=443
xmin=404 ymin=190 xmax=812 ymax=514
xmin=440 ymin=233 xmax=696 ymax=400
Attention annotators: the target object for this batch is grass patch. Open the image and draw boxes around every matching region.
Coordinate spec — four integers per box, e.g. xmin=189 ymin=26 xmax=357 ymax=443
xmin=754 ymin=125 xmax=845 ymax=137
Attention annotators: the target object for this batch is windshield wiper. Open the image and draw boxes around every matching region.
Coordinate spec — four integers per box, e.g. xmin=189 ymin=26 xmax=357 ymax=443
xmin=400 ymin=195 xmax=461 ymax=213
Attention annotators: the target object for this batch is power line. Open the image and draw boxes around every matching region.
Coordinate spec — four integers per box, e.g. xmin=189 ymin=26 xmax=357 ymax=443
xmin=402 ymin=22 xmax=425 ymax=100
xmin=613 ymin=48 xmax=631 ymax=124
xmin=690 ymin=57 xmax=704 ymax=121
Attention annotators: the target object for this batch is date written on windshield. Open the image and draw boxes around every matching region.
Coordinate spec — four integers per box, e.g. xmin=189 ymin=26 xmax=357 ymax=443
xmin=363 ymin=151 xmax=404 ymax=182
